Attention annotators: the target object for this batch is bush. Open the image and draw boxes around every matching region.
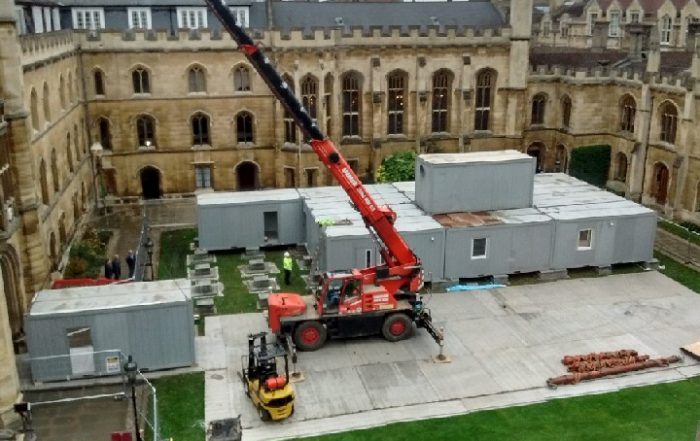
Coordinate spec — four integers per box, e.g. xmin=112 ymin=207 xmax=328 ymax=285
xmin=569 ymin=145 xmax=611 ymax=188
xmin=64 ymin=228 xmax=112 ymax=278
xmin=376 ymin=151 xmax=416 ymax=183
xmin=680 ymin=222 xmax=700 ymax=234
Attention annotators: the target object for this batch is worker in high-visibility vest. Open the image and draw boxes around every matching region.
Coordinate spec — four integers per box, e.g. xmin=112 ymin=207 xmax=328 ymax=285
xmin=283 ymin=251 xmax=293 ymax=285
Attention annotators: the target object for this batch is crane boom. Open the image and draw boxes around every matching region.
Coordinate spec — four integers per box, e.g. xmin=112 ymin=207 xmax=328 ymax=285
xmin=204 ymin=0 xmax=421 ymax=290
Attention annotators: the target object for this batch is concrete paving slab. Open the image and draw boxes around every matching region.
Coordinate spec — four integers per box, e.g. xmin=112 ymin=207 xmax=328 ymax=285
xmin=290 ymin=366 xmax=373 ymax=421
xmin=241 ymin=400 xmax=469 ymax=441
xmin=357 ymin=360 xmax=439 ymax=408
xmin=677 ymin=363 xmax=700 ymax=377
xmin=609 ymin=367 xmax=686 ymax=389
xmin=461 ymin=386 xmax=551 ymax=412
xmin=201 ymin=272 xmax=700 ymax=440
xmin=195 ymin=336 xmax=227 ymax=370
xmin=295 ymin=341 xmax=357 ymax=373
xmin=471 ymin=290 xmax=510 ymax=317
xmin=452 ymin=317 xmax=527 ymax=354
xmin=425 ymin=292 xmax=496 ymax=321
xmin=345 ymin=338 xmax=417 ymax=366
xmin=419 ymin=356 xmax=503 ymax=400
xmin=205 ymin=369 xmax=235 ymax=423
xmin=475 ymin=346 xmax=558 ymax=391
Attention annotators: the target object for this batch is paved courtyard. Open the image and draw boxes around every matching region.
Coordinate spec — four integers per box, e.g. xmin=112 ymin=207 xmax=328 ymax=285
xmin=197 ymin=271 xmax=700 ymax=440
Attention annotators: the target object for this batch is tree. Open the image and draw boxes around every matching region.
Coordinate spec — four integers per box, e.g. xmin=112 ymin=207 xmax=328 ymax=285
xmin=376 ymin=151 xmax=416 ymax=183
xmin=569 ymin=145 xmax=611 ymax=188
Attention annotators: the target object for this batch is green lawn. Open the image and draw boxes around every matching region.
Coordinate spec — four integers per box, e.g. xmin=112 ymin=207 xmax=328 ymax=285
xmin=299 ymin=376 xmax=700 ymax=441
xmin=656 ymin=251 xmax=700 ymax=293
xmin=158 ymin=229 xmax=198 ymax=279
xmin=158 ymin=229 xmax=309 ymax=315
xmin=153 ymin=373 xmax=204 ymax=441
xmin=213 ymin=249 xmax=308 ymax=314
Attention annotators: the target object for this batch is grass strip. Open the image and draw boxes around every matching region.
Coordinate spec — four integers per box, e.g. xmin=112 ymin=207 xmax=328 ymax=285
xmin=655 ymin=251 xmax=700 ymax=293
xmin=153 ymin=373 xmax=205 ymax=441
xmin=300 ymin=376 xmax=700 ymax=441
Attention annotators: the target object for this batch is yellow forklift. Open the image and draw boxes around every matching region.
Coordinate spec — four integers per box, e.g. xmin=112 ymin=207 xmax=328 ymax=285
xmin=241 ymin=332 xmax=295 ymax=421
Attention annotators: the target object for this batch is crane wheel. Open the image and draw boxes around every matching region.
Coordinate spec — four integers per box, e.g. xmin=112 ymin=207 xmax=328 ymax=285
xmin=293 ymin=321 xmax=327 ymax=351
xmin=382 ymin=313 xmax=413 ymax=342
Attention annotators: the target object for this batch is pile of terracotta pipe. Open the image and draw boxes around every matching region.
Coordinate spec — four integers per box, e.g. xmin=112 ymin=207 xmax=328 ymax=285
xmin=547 ymin=349 xmax=681 ymax=387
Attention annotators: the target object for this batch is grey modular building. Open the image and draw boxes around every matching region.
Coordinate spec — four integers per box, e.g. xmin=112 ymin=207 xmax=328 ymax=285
xmin=415 ymin=150 xmax=535 ymax=215
xmin=196 ymin=152 xmax=656 ymax=283
xmin=26 ymin=280 xmax=194 ymax=383
xmin=198 ymin=189 xmax=304 ymax=251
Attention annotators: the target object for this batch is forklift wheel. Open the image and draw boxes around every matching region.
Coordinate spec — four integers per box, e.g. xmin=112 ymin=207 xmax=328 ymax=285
xmin=382 ymin=313 xmax=413 ymax=342
xmin=293 ymin=321 xmax=327 ymax=351
xmin=258 ymin=406 xmax=272 ymax=422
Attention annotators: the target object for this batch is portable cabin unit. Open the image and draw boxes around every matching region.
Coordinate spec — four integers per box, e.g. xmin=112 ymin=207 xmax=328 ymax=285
xmin=318 ymin=225 xmax=379 ymax=272
xmin=316 ymin=212 xmax=446 ymax=280
xmin=305 ymin=204 xmax=362 ymax=255
xmin=533 ymin=173 xmax=621 ymax=208
xmin=540 ymin=200 xmax=656 ymax=268
xmin=395 ymin=216 xmax=446 ymax=282
xmin=437 ymin=209 xmax=554 ymax=279
xmin=415 ymin=150 xmax=536 ymax=214
xmin=26 ymin=280 xmax=194 ymax=383
xmin=392 ymin=181 xmax=416 ymax=201
xmin=197 ymin=189 xmax=303 ymax=251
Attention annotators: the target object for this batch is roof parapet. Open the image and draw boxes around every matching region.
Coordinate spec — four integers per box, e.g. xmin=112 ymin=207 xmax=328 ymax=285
xmin=528 ymin=62 xmax=690 ymax=89
xmin=74 ymin=26 xmax=511 ymax=50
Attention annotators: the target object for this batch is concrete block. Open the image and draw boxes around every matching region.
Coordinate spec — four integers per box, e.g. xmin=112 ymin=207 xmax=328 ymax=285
xmin=596 ymin=265 xmax=612 ymax=276
xmin=643 ymin=258 xmax=660 ymax=271
xmin=538 ymin=269 xmax=569 ymax=281
xmin=492 ymin=274 xmax=509 ymax=285
xmin=248 ymin=259 xmax=266 ymax=271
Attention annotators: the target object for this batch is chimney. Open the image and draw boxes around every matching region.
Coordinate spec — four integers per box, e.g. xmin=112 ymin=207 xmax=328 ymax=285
xmin=0 ymin=0 xmax=16 ymax=21
xmin=592 ymin=20 xmax=608 ymax=49
xmin=626 ymin=23 xmax=653 ymax=61
xmin=686 ymin=22 xmax=700 ymax=52
xmin=509 ymin=0 xmax=533 ymax=40
xmin=646 ymin=25 xmax=660 ymax=74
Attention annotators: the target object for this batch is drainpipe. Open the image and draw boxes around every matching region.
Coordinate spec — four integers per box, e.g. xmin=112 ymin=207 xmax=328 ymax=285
xmin=638 ymin=95 xmax=654 ymax=204
xmin=77 ymin=43 xmax=101 ymax=209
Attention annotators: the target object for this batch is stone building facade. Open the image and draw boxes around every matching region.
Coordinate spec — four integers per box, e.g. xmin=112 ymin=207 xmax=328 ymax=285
xmin=536 ymin=0 xmax=700 ymax=51
xmin=0 ymin=0 xmax=699 ymax=427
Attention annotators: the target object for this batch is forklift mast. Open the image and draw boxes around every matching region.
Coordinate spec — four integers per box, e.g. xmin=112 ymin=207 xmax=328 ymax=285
xmin=203 ymin=0 xmax=423 ymax=295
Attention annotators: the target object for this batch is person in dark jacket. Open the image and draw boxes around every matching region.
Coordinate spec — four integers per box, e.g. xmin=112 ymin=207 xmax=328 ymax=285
xmin=104 ymin=258 xmax=113 ymax=279
xmin=125 ymin=250 xmax=136 ymax=279
xmin=111 ymin=254 xmax=122 ymax=280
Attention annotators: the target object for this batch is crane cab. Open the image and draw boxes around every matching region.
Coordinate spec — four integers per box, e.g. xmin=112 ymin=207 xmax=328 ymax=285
xmin=316 ymin=270 xmax=397 ymax=316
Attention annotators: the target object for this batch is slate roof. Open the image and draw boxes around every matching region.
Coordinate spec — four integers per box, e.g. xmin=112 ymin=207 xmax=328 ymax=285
xmin=529 ymin=48 xmax=629 ymax=68
xmin=59 ymin=0 xmax=252 ymax=6
xmin=267 ymin=1 xmax=505 ymax=30
xmin=553 ymin=0 xmax=700 ymax=19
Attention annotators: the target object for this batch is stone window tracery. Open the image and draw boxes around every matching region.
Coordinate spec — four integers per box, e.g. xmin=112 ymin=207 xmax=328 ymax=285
xmin=387 ymin=71 xmax=406 ymax=135
xmin=474 ymin=69 xmax=494 ymax=131
xmin=342 ymin=72 xmax=361 ymax=137
xmin=432 ymin=69 xmax=451 ymax=133
xmin=236 ymin=112 xmax=254 ymax=144
xmin=191 ymin=112 xmax=210 ymax=145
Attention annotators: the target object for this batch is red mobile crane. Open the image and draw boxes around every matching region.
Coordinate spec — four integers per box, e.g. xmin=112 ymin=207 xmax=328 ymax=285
xmin=205 ymin=0 xmax=444 ymax=352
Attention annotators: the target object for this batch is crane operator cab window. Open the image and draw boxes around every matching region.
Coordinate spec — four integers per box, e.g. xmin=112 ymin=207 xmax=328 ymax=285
xmin=343 ymin=280 xmax=360 ymax=303
xmin=325 ymin=279 xmax=343 ymax=313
